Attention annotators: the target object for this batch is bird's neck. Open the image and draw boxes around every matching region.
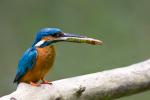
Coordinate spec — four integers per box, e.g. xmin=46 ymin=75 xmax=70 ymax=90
xmin=36 ymin=45 xmax=55 ymax=52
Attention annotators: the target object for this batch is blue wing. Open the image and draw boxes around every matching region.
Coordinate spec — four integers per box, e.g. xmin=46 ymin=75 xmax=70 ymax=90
xmin=14 ymin=47 xmax=37 ymax=83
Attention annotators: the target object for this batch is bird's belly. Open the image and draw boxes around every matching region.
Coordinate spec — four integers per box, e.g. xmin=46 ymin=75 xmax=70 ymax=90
xmin=20 ymin=46 xmax=55 ymax=83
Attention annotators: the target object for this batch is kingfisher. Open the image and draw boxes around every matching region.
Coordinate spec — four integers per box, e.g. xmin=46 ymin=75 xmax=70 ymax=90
xmin=13 ymin=28 xmax=102 ymax=86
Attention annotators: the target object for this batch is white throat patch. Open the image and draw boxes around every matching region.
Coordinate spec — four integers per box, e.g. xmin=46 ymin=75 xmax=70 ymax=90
xmin=35 ymin=40 xmax=45 ymax=47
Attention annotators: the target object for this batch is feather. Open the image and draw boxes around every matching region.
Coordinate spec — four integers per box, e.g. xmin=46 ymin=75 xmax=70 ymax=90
xmin=13 ymin=47 xmax=37 ymax=83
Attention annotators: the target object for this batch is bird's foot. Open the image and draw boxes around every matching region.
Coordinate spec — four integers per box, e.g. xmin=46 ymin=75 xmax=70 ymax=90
xmin=41 ymin=80 xmax=52 ymax=85
xmin=29 ymin=81 xmax=40 ymax=86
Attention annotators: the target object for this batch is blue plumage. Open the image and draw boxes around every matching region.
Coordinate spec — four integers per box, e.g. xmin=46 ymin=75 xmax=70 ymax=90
xmin=14 ymin=47 xmax=37 ymax=83
xmin=32 ymin=28 xmax=61 ymax=46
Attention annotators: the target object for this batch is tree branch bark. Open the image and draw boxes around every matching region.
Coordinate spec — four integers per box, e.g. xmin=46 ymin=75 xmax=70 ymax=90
xmin=1 ymin=59 xmax=150 ymax=100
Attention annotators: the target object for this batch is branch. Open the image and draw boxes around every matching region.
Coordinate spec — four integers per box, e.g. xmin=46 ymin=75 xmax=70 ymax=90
xmin=1 ymin=59 xmax=150 ymax=100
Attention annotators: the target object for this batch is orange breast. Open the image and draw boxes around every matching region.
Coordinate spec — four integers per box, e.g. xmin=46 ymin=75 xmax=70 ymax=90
xmin=20 ymin=46 xmax=55 ymax=83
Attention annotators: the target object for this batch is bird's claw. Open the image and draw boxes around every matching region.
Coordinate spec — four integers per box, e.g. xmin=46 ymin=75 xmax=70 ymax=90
xmin=41 ymin=80 xmax=52 ymax=85
xmin=29 ymin=81 xmax=41 ymax=86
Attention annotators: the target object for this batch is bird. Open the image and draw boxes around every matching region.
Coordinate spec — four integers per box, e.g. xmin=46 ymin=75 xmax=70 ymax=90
xmin=13 ymin=28 xmax=102 ymax=86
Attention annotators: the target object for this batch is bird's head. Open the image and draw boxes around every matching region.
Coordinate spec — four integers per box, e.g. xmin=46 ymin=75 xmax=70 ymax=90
xmin=32 ymin=28 xmax=102 ymax=47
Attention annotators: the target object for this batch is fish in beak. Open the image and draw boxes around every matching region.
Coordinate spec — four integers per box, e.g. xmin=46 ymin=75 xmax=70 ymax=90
xmin=57 ymin=33 xmax=103 ymax=45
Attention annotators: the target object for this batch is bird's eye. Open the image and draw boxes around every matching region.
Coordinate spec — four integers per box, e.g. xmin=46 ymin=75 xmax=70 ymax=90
xmin=53 ymin=32 xmax=63 ymax=37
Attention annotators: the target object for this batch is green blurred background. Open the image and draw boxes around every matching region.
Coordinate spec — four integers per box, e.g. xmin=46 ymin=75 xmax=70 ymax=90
xmin=0 ymin=0 xmax=150 ymax=99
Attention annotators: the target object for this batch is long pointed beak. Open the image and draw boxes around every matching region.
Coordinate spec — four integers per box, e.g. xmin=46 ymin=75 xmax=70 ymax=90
xmin=57 ymin=33 xmax=103 ymax=45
